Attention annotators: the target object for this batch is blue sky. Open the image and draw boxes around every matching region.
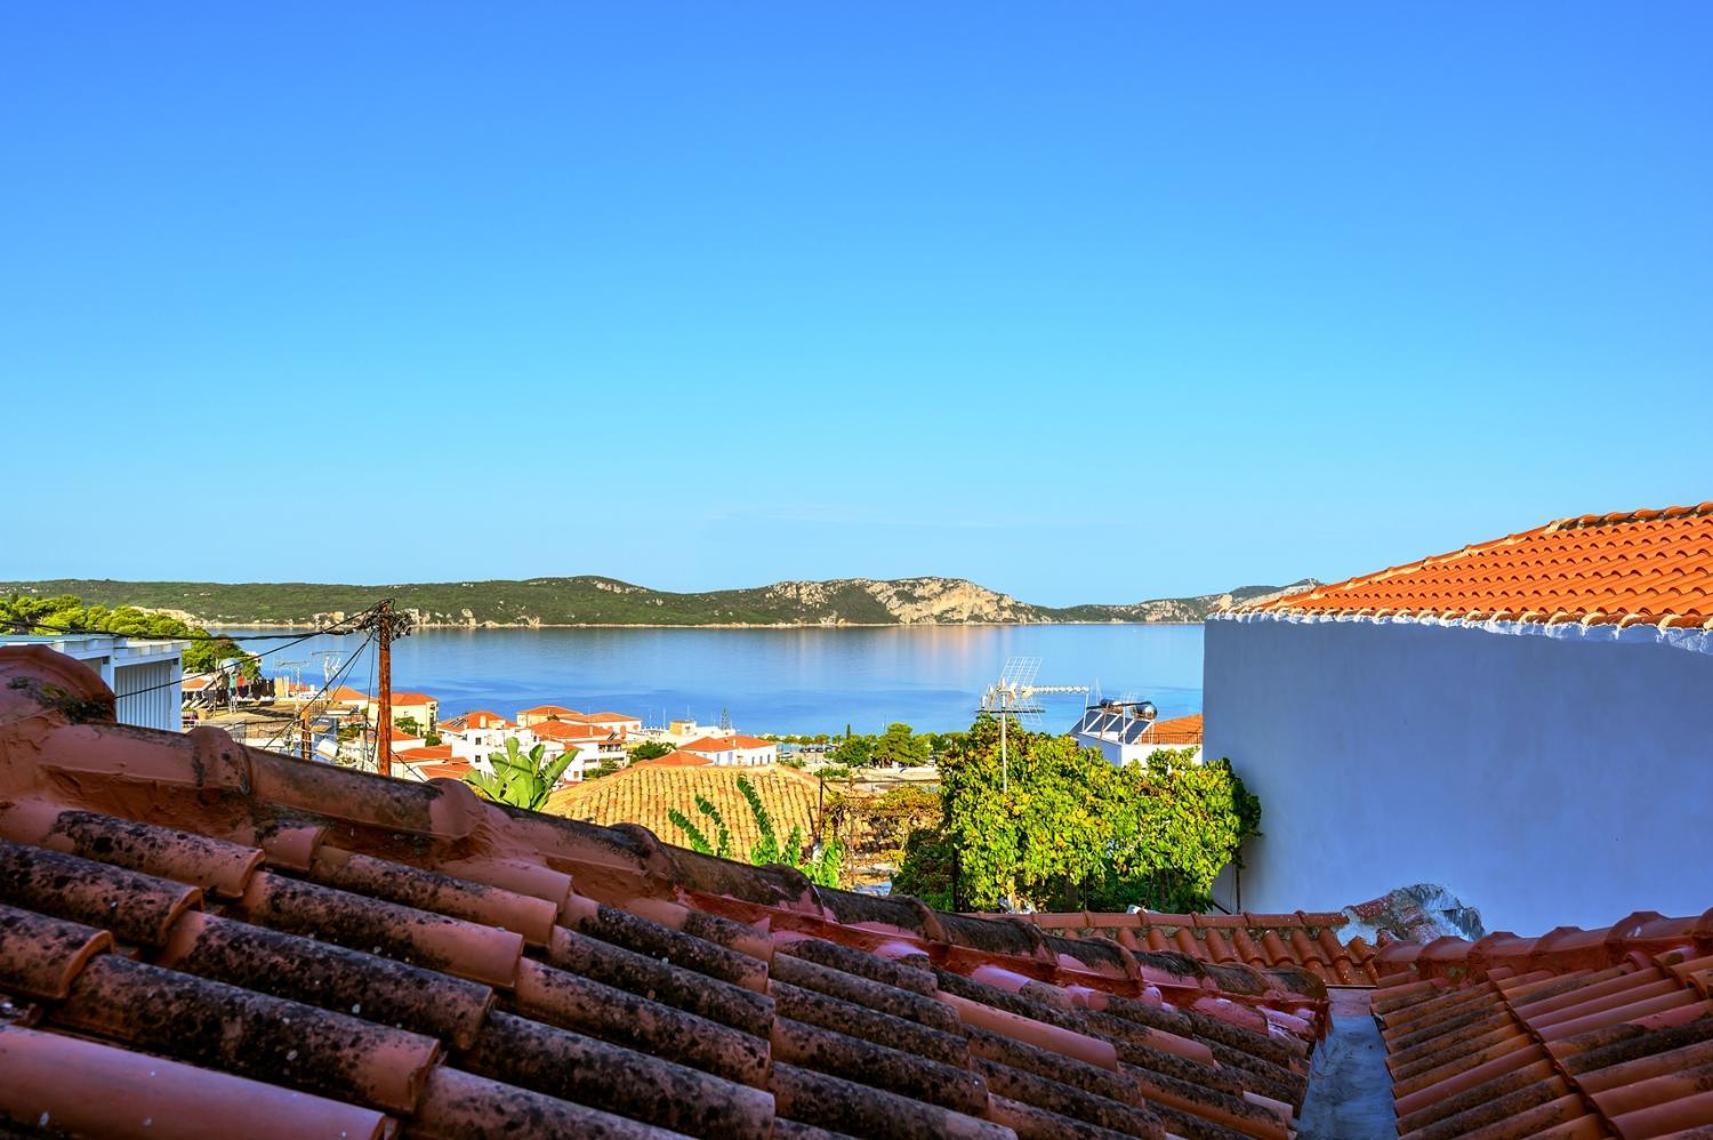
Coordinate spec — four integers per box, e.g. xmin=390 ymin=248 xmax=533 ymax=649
xmin=2 ymin=4 xmax=1708 ymax=605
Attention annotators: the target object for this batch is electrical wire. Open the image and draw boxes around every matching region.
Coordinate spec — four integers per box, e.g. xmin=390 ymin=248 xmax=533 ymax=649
xmin=0 ymin=604 xmax=386 ymax=703
xmin=256 ymin=632 xmax=374 ymax=755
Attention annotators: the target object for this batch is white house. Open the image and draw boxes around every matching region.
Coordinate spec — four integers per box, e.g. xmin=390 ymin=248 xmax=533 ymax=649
xmin=1203 ymin=502 xmax=1713 ymax=934
xmin=0 ymin=634 xmax=187 ymax=732
xmin=679 ymin=734 xmax=777 ymax=767
xmin=1071 ymin=704 xmax=1205 ymax=767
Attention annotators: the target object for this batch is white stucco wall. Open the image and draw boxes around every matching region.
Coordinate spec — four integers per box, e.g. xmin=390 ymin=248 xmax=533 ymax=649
xmin=1204 ymin=617 xmax=1713 ymax=935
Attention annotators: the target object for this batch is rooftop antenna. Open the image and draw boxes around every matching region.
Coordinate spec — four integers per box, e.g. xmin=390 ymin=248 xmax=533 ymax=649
xmin=977 ymin=657 xmax=1089 ymax=792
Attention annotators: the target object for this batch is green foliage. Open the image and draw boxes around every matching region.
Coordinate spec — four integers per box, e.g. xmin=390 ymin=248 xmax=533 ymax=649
xmin=668 ymin=774 xmax=844 ymax=887
xmin=463 ymin=737 xmax=576 ymax=811
xmin=668 ymin=793 xmax=732 ymax=858
xmin=826 ymin=783 xmax=942 ymax=874
xmin=778 ymin=755 xmax=806 ymax=769
xmin=0 ymin=593 xmax=257 ymax=679
xmin=871 ymin=722 xmax=930 ymax=768
xmin=815 ymin=764 xmax=852 ymax=780
xmin=891 ymin=827 xmax=958 ymax=910
xmin=0 ymin=577 xmax=1304 ymax=628
xmin=898 ymin=717 xmax=1260 ymax=913
xmin=585 ymin=758 xmax=624 ymax=780
xmin=827 ymin=736 xmax=872 ymax=767
xmin=628 ymin=740 xmax=673 ymax=761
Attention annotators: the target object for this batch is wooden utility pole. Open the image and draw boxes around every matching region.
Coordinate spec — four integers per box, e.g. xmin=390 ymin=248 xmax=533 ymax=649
xmin=375 ymin=599 xmax=395 ymax=778
xmin=300 ymin=704 xmax=313 ymax=764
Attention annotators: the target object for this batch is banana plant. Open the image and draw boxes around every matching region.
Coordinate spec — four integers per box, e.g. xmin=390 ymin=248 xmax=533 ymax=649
xmin=463 ymin=737 xmax=576 ymax=811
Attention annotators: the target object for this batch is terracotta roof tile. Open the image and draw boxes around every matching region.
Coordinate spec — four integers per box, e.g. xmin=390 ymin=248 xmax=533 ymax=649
xmin=1368 ymin=910 xmax=1713 ymax=1139
xmin=518 ymin=704 xmax=581 ymax=717
xmin=1008 ymin=908 xmax=1382 ymax=987
xmin=443 ymin=710 xmax=509 ymax=731
xmin=0 ymin=644 xmax=1348 ymax=1138
xmin=1140 ymin=714 xmax=1203 ymax=747
xmin=630 ymin=749 xmax=716 ymax=769
xmin=528 ymin=719 xmax=608 ymax=741
xmin=1248 ymin=501 xmax=1713 ymax=629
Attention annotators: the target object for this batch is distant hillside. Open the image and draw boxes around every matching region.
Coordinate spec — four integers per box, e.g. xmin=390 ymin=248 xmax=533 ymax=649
xmin=0 ymin=576 xmax=1317 ymax=628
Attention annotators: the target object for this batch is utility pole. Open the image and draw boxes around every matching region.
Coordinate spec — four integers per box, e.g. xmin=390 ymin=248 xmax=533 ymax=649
xmin=300 ymin=704 xmax=313 ymax=764
xmin=376 ymin=600 xmax=395 ymax=778
xmin=360 ymin=599 xmax=412 ymax=779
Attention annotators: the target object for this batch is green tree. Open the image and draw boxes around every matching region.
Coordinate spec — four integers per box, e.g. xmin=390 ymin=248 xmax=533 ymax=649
xmin=899 ymin=717 xmax=1259 ymax=913
xmin=628 ymin=740 xmax=673 ymax=761
xmin=1 ymin=594 xmax=257 ymax=679
xmin=463 ymin=737 xmax=576 ymax=811
xmin=828 ymin=735 xmax=873 ymax=768
xmin=871 ymin=722 xmax=930 ymax=768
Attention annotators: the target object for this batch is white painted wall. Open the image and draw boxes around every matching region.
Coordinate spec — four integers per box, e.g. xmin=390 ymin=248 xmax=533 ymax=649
xmin=1204 ymin=617 xmax=1713 ymax=935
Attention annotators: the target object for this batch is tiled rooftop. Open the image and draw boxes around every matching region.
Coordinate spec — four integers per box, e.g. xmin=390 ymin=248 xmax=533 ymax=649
xmin=0 ymin=645 xmax=1330 ymax=1140
xmin=548 ymin=766 xmax=823 ymax=861
xmin=1367 ymin=911 xmax=1713 ymax=1138
xmin=1141 ymin=715 xmax=1204 ymax=748
xmin=1249 ymin=502 xmax=1713 ymax=629
xmin=629 ymin=749 xmax=718 ymax=768
xmin=1009 ymin=910 xmax=1382 ymax=988
xmin=682 ymin=735 xmax=774 ymax=753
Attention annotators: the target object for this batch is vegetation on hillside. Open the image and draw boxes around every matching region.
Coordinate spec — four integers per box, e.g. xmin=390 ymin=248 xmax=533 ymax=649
xmin=893 ymin=717 xmax=1260 ymax=913
xmin=0 ymin=576 xmax=1311 ymax=628
xmin=0 ymin=593 xmax=257 ymax=678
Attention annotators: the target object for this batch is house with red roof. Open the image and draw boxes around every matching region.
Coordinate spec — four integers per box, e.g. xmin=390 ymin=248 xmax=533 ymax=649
xmin=679 ymin=733 xmax=778 ymax=767
xmin=1206 ymin=502 xmax=1713 ymax=933
xmin=580 ymin=711 xmax=642 ymax=738
xmin=515 ymin=704 xmax=582 ymax=728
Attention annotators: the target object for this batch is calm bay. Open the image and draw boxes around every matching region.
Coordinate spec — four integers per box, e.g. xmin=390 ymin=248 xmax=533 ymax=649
xmin=222 ymin=623 xmax=1205 ymax=735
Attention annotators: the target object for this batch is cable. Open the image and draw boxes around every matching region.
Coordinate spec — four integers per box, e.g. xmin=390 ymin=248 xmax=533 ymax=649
xmin=69 ymin=626 xmax=346 ymax=704
xmin=257 ymin=632 xmax=374 ymax=755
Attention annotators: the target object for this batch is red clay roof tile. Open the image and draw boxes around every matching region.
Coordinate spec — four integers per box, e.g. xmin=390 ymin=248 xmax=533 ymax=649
xmin=1249 ymin=501 xmax=1713 ymax=629
xmin=1369 ymin=914 xmax=1713 ymax=1140
xmin=0 ymin=644 xmax=1435 ymax=1138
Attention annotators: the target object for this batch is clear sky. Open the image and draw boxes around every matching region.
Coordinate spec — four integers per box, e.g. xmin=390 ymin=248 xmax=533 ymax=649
xmin=2 ymin=4 xmax=1708 ymax=605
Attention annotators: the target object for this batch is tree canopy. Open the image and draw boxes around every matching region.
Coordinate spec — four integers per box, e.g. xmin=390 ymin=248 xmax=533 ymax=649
xmin=1 ymin=593 xmax=257 ymax=678
xmin=895 ymin=716 xmax=1260 ymax=913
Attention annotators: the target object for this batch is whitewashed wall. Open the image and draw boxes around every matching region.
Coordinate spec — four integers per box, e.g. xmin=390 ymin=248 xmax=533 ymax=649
xmin=1203 ymin=617 xmax=1713 ymax=935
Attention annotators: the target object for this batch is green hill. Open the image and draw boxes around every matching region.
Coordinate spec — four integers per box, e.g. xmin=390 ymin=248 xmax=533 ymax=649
xmin=0 ymin=575 xmax=1313 ymax=628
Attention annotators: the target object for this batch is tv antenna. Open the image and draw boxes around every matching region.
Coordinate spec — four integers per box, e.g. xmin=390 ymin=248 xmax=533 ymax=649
xmin=976 ymin=657 xmax=1089 ymax=792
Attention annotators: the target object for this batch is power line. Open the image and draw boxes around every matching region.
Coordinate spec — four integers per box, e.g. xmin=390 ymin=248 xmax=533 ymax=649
xmin=257 ymin=633 xmax=374 ymax=756
xmin=66 ymin=625 xmax=351 ymax=703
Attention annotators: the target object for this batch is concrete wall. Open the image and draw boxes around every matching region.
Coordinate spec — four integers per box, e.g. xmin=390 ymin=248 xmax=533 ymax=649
xmin=1204 ymin=617 xmax=1713 ymax=935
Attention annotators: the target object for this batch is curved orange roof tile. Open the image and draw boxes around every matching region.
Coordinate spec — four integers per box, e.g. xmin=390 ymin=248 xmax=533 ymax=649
xmin=1248 ymin=502 xmax=1713 ymax=629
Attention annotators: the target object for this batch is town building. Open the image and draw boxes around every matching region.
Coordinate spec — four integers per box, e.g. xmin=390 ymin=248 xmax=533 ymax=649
xmin=678 ymin=733 xmax=777 ymax=767
xmin=1205 ymin=502 xmax=1713 ymax=933
xmin=1071 ymin=703 xmax=1205 ymax=766
xmin=376 ymin=691 xmax=438 ymax=730
xmin=0 ymin=632 xmax=186 ymax=731
xmin=516 ymin=704 xmax=581 ymax=728
xmin=580 ymin=711 xmax=642 ymax=738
